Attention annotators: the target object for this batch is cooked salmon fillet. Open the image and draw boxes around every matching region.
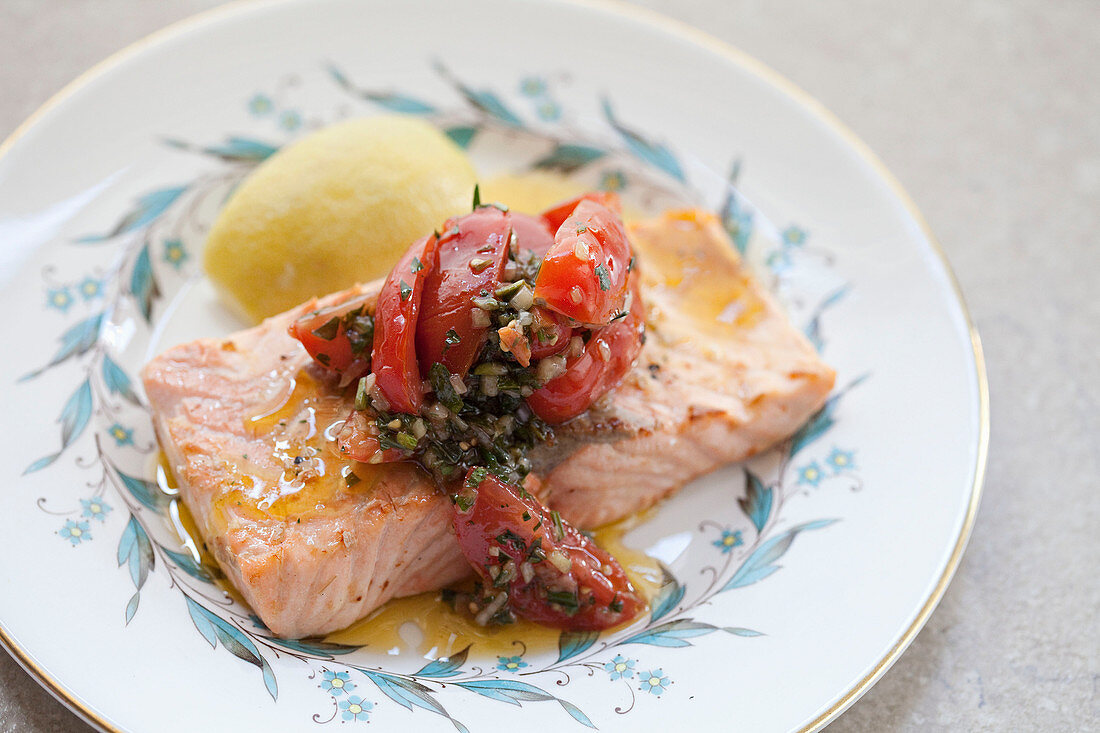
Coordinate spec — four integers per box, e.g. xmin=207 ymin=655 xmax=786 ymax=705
xmin=143 ymin=210 xmax=833 ymax=638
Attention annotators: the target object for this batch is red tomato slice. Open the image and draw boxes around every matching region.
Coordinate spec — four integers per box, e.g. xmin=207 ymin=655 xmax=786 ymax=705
xmin=452 ymin=468 xmax=644 ymax=630
xmin=526 ymin=278 xmax=645 ymax=424
xmin=534 ymin=199 xmax=632 ymax=326
xmin=540 ymin=192 xmax=621 ymax=233
xmin=334 ymin=409 xmax=404 ymax=463
xmin=371 ymin=233 xmax=439 ymax=413
xmin=416 ymin=208 xmax=511 ymax=379
xmin=288 ymin=292 xmax=373 ymax=381
xmin=509 ymin=211 xmax=554 ymax=258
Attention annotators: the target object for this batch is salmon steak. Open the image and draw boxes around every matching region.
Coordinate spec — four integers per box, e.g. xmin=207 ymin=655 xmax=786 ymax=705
xmin=143 ymin=209 xmax=834 ymax=638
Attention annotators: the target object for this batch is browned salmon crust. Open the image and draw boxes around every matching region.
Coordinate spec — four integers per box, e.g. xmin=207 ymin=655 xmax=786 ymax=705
xmin=143 ymin=210 xmax=833 ymax=638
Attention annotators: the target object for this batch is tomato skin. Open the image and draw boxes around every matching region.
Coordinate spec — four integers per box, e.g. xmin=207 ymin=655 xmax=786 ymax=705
xmin=371 ymin=234 xmax=439 ymax=414
xmin=452 ymin=469 xmax=643 ymax=630
xmin=540 ymin=192 xmax=621 ymax=233
xmin=288 ymin=292 xmax=373 ymax=381
xmin=534 ymin=199 xmax=632 ymax=326
xmin=335 ymin=409 xmax=404 ymax=463
xmin=509 ymin=211 xmax=555 ymax=259
xmin=526 ymin=278 xmax=645 ymax=424
xmin=416 ymin=208 xmax=511 ymax=379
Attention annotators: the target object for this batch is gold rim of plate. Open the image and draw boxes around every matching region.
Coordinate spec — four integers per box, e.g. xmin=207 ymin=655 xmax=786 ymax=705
xmin=0 ymin=1 xmax=990 ymax=730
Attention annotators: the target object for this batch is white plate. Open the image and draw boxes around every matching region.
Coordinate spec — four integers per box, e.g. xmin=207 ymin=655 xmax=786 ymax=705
xmin=0 ymin=1 xmax=987 ymax=731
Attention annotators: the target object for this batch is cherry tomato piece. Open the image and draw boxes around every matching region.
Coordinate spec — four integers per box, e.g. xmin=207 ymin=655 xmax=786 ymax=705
xmin=452 ymin=468 xmax=644 ymax=630
xmin=334 ymin=409 xmax=404 ymax=464
xmin=371 ymin=233 xmax=439 ymax=413
xmin=509 ymin=211 xmax=555 ymax=259
xmin=534 ymin=199 xmax=632 ymax=326
xmin=527 ymin=306 xmax=572 ymax=361
xmin=416 ymin=208 xmax=511 ymax=379
xmin=526 ymin=278 xmax=645 ymax=424
xmin=540 ymin=192 xmax=621 ymax=233
xmin=288 ymin=292 xmax=374 ymax=382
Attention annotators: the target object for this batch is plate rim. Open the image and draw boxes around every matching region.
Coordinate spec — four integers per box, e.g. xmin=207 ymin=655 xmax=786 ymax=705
xmin=0 ymin=1 xmax=990 ymax=730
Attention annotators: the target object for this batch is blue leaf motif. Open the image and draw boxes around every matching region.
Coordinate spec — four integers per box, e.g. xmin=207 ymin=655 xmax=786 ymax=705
xmin=185 ymin=596 xmax=278 ymax=701
xmin=804 ymin=285 xmax=851 ymax=353
xmin=23 ymin=454 xmax=59 ymax=474
xmin=413 ymin=645 xmax=470 ymax=677
xmin=719 ymin=160 xmax=753 ymax=255
xmin=161 ymin=547 xmax=213 ymax=583
xmin=364 ymin=672 xmax=467 ymax=733
xmin=265 ymin=637 xmax=361 ymax=658
xmin=117 ymin=515 xmax=154 ymax=623
xmin=363 ymin=92 xmax=437 ymax=114
xmin=326 ymin=63 xmax=437 ymax=114
xmin=59 ymin=379 xmax=93 ymax=449
xmin=739 ymin=470 xmax=773 ymax=533
xmin=723 ymin=627 xmax=764 ymax=637
xmin=115 ymin=468 xmax=169 ymax=511
xmin=456 ymin=681 xmax=595 ymax=729
xmin=164 ymin=136 xmax=278 ymax=162
xmin=129 ymin=244 xmax=160 ymax=322
xmin=557 ymin=630 xmax=599 ymax=663
xmin=533 ymin=144 xmax=606 ymax=174
xmin=433 ymin=61 xmax=522 ymax=127
xmin=789 ymin=374 xmax=868 ymax=457
xmin=445 ymin=126 xmax=478 ymax=149
xmin=722 ymin=519 xmax=838 ymax=593
xmin=601 ymin=98 xmax=684 ymax=181
xmin=20 ymin=312 xmax=104 ymax=381
xmin=102 ymin=354 xmax=140 ymax=404
xmin=649 ymin=566 xmax=685 ymax=623
xmin=620 ymin=619 xmax=718 ymax=648
xmin=77 ymin=186 xmax=186 ymax=243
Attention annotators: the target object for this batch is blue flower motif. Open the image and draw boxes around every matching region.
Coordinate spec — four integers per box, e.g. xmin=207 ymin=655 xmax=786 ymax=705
xmin=338 ymin=695 xmax=372 ymax=722
xmin=80 ymin=497 xmax=112 ymax=523
xmin=248 ymin=94 xmax=273 ymax=116
xmin=279 ymin=110 xmax=303 ymax=131
xmin=797 ymin=461 xmax=825 ymax=487
xmin=163 ymin=239 xmax=188 ymax=270
xmin=536 ymin=100 xmax=561 ymax=122
xmin=603 ymin=654 xmax=635 ymax=680
xmin=59 ymin=520 xmax=90 ymax=546
xmin=108 ymin=423 xmax=134 ymax=447
xmin=320 ymin=669 xmax=355 ymax=696
xmin=77 ymin=277 xmax=103 ymax=301
xmin=826 ymin=447 xmax=856 ymax=473
xmin=781 ymin=225 xmax=807 ymax=246
xmin=637 ymin=668 xmax=670 ymax=696
xmin=496 ymin=655 xmax=527 ymax=673
xmin=765 ymin=249 xmax=791 ymax=275
xmin=599 ymin=170 xmax=627 ymax=192
xmin=519 ymin=76 xmax=547 ymax=97
xmin=712 ymin=529 xmax=744 ymax=554
xmin=46 ymin=287 xmax=74 ymax=312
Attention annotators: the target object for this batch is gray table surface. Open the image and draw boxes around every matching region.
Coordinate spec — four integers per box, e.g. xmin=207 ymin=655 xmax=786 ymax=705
xmin=2 ymin=1 xmax=1097 ymax=731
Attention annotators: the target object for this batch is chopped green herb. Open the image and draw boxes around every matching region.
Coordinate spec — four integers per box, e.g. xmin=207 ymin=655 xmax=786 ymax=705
xmin=576 ymin=224 xmax=587 ymax=234
xmin=594 ymin=263 xmax=611 ymax=292
xmin=454 ymin=493 xmax=475 ymax=512
xmin=467 ymin=466 xmax=489 ymax=487
xmin=443 ymin=328 xmax=461 ymax=352
xmin=521 ymin=510 xmax=531 ymax=522
xmin=527 ymin=537 xmax=545 ymax=563
xmin=609 ymin=595 xmax=624 ymax=613
xmin=395 ymin=432 xmax=419 ymax=451
xmin=315 ymin=352 xmax=331 ymax=367
xmin=344 ymin=472 xmax=361 ymax=488
xmin=628 ymin=255 xmax=636 ymax=272
xmin=411 ymin=257 xmax=423 ymax=273
xmin=429 ymin=362 xmax=464 ymax=413
xmin=472 ymin=183 xmax=481 ymax=209
xmin=399 ymin=279 xmax=412 ymax=301
xmin=311 ymin=316 xmax=340 ymax=340
xmin=546 ymin=589 xmax=579 ymax=613
xmin=551 ymin=509 xmax=565 ymax=541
